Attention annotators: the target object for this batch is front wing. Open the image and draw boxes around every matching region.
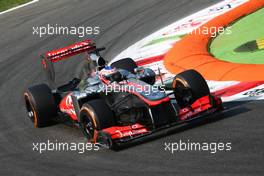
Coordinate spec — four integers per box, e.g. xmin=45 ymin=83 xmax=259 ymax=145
xmin=95 ymin=95 xmax=222 ymax=149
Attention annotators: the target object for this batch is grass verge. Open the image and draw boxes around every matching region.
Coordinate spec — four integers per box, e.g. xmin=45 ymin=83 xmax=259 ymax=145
xmin=0 ymin=0 xmax=31 ymax=12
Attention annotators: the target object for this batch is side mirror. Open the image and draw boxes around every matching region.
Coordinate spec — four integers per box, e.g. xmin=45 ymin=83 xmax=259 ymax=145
xmin=88 ymin=52 xmax=106 ymax=71
xmin=97 ymin=57 xmax=106 ymax=71
xmin=136 ymin=68 xmax=156 ymax=85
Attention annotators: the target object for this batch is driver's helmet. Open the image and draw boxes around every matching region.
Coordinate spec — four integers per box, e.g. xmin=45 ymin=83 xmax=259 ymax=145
xmin=99 ymin=65 xmax=116 ymax=77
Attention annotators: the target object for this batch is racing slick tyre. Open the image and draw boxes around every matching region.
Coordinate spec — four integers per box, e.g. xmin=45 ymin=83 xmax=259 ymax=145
xmin=172 ymin=69 xmax=210 ymax=107
xmin=80 ymin=99 xmax=115 ymax=143
xmin=111 ymin=58 xmax=138 ymax=73
xmin=24 ymin=84 xmax=58 ymax=128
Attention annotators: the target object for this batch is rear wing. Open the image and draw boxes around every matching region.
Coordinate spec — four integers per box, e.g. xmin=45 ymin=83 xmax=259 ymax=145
xmin=43 ymin=39 xmax=96 ymax=62
xmin=41 ymin=39 xmax=97 ymax=87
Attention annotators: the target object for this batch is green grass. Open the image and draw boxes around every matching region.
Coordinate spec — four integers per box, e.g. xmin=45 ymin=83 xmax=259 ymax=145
xmin=210 ymin=8 xmax=264 ymax=64
xmin=0 ymin=0 xmax=31 ymax=12
xmin=142 ymin=34 xmax=185 ymax=47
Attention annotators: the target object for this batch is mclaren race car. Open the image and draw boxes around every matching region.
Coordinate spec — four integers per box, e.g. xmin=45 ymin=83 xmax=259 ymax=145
xmin=24 ymin=39 xmax=223 ymax=149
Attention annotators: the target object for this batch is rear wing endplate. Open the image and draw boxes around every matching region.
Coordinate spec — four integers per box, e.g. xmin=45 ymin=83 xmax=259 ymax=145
xmin=40 ymin=39 xmax=97 ymax=87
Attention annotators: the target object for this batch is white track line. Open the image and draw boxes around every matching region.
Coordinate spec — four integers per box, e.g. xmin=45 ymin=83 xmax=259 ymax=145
xmin=0 ymin=0 xmax=39 ymax=15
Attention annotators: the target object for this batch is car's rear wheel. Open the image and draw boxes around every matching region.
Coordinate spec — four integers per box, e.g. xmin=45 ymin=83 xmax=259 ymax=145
xmin=80 ymin=99 xmax=115 ymax=143
xmin=24 ymin=84 xmax=58 ymax=127
xmin=172 ymin=69 xmax=210 ymax=107
xmin=110 ymin=58 xmax=137 ymax=73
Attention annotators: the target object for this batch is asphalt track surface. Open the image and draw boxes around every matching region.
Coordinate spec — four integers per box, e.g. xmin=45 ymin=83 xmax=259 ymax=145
xmin=0 ymin=0 xmax=263 ymax=175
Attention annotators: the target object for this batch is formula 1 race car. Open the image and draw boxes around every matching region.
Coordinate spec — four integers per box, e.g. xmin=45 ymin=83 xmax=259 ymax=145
xmin=24 ymin=39 xmax=223 ymax=149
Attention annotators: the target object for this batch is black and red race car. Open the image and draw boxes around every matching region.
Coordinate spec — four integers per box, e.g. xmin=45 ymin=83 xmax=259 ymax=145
xmin=24 ymin=39 xmax=222 ymax=149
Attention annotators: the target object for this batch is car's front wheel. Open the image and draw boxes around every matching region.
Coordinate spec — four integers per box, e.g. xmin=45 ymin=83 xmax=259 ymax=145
xmin=80 ymin=99 xmax=115 ymax=143
xmin=172 ymin=69 xmax=210 ymax=107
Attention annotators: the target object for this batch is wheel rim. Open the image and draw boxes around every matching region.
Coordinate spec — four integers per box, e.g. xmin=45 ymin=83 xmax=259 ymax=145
xmin=28 ymin=108 xmax=35 ymax=122
xmin=173 ymin=80 xmax=193 ymax=106
xmin=82 ymin=115 xmax=95 ymax=141
xmin=24 ymin=95 xmax=37 ymax=127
